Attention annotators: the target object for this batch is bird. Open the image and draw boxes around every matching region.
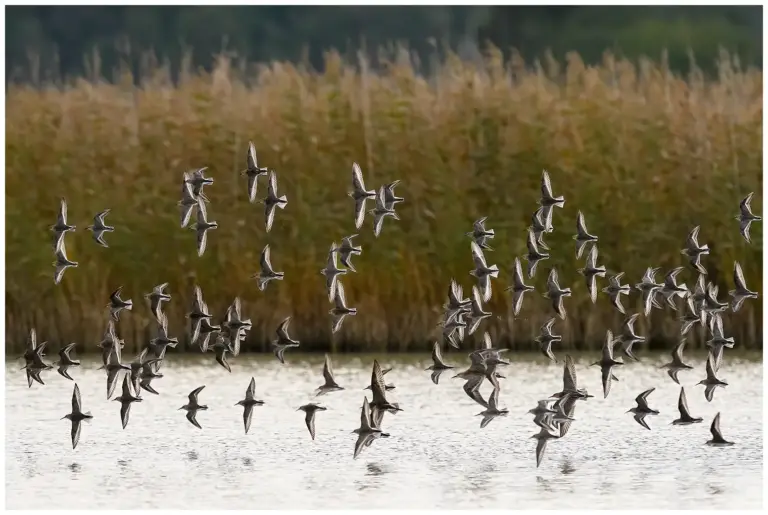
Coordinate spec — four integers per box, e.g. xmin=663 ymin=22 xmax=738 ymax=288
xmin=469 ymin=241 xmax=499 ymax=303
xmin=736 ymin=192 xmax=761 ymax=244
xmin=702 ymin=282 xmax=729 ymax=315
xmin=55 ymin=342 xmax=80 ymax=381
xmin=659 ymin=339 xmax=694 ymax=385
xmin=706 ymin=412 xmax=734 ymax=446
xmin=467 ymin=217 xmax=495 ymax=251
xmin=253 ymin=244 xmax=284 ymax=291
xmin=53 ymin=238 xmax=78 ymax=285
xmin=681 ymin=226 xmax=709 ymax=274
xmin=729 ymin=261 xmax=758 ymax=312
xmin=544 ymin=268 xmax=571 ymax=320
xmin=179 ymin=386 xmax=208 ymax=429
xmin=368 ymin=359 xmax=403 ymax=414
xmin=525 ymin=227 xmax=550 ymax=278
xmin=113 ymin=375 xmax=142 ymax=429
xmin=241 ymin=141 xmax=269 ymax=202
xmin=186 ymin=285 xmax=212 ymax=346
xmin=602 ymin=272 xmax=631 ymax=314
xmin=348 ymin=162 xmax=377 ymax=229
xmin=316 ymin=354 xmax=344 ymax=396
xmin=697 ymin=352 xmax=728 ymax=402
xmin=551 ymin=355 xmax=593 ymax=400
xmin=573 ymin=210 xmax=598 ymax=259
xmin=369 ymin=185 xmax=399 ymax=237
xmin=185 ymin=167 xmax=214 ymax=202
xmin=107 ymin=286 xmax=133 ymax=322
xmin=529 ymin=206 xmax=553 ymax=250
xmin=353 ymin=397 xmax=390 ymax=459
xmin=383 ymin=180 xmax=404 ymax=209
xmin=104 ymin=345 xmax=130 ymax=400
xmin=539 ymin=170 xmax=565 ymax=209
xmin=272 ymin=317 xmax=300 ymax=364
xmin=680 ymin=297 xmax=706 ymax=336
xmin=139 ymin=360 xmax=163 ymax=396
xmin=528 ymin=400 xmax=558 ymax=432
xmin=190 ymin=198 xmax=217 ymax=257
xmin=128 ymin=348 xmax=160 ymax=395
xmin=706 ymin=313 xmax=734 ymax=372
xmin=634 ymin=266 xmax=664 ymax=316
xmin=297 ymin=403 xmax=327 ymax=440
xmin=197 ymin=317 xmax=221 ymax=353
xmin=62 ymin=384 xmax=92 ymax=450
xmin=50 ymin=197 xmax=76 ymax=249
xmin=147 ymin=312 xmax=179 ymax=359
xmin=550 ymin=394 xmax=578 ymax=437
xmin=236 ymin=377 xmax=264 ymax=434
xmin=453 ymin=353 xmax=492 ymax=408
xmin=578 ymin=245 xmax=606 ymax=303
xmin=425 ymin=340 xmax=453 ymax=384
xmin=211 ymin=334 xmax=233 ymax=373
xmin=86 ymin=209 xmax=114 ymax=247
xmin=626 ymin=388 xmax=659 ymax=430
xmin=334 ymin=234 xmax=362 ymax=272
xmin=97 ymin=319 xmax=124 ymax=367
xmin=532 ymin=425 xmax=560 ymax=468
xmin=329 ymin=280 xmax=357 ymax=334
xmin=477 ymin=387 xmax=508 ymax=428
xmin=672 ymin=387 xmax=703 ymax=425
xmin=321 ymin=242 xmax=347 ymax=301
xmin=591 ymin=329 xmax=623 ymax=398
xmin=178 ymin=175 xmax=200 ymax=228
xmin=222 ymin=297 xmax=252 ymax=356
xmin=145 ymin=283 xmax=171 ymax=324
xmin=465 ymin=285 xmax=492 ymax=335
xmin=536 ymin=317 xmax=561 ymax=363
xmin=660 ymin=267 xmax=688 ymax=310
xmin=618 ymin=313 xmax=645 ymax=362
xmin=444 ymin=278 xmax=472 ymax=322
xmin=506 ymin=257 xmax=535 ymax=316
xmin=263 ymin=170 xmax=288 ymax=232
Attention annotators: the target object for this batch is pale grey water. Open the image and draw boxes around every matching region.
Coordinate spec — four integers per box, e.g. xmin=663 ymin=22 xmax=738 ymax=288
xmin=5 ymin=352 xmax=763 ymax=509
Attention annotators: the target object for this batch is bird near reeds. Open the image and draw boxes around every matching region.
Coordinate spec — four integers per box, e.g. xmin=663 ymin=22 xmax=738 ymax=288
xmin=736 ymin=192 xmax=761 ymax=244
xmin=50 ymin=197 xmax=75 ymax=250
xmin=272 ymin=317 xmax=300 ymax=364
xmin=253 ymin=244 xmax=284 ymax=291
xmin=262 ymin=171 xmax=288 ymax=232
xmin=86 ymin=209 xmax=114 ymax=247
xmin=108 ymin=286 xmax=133 ymax=322
xmin=241 ymin=142 xmax=269 ymax=202
xmin=53 ymin=238 xmax=77 ymax=285
xmin=349 ymin=162 xmax=376 ymax=229
xmin=329 ymin=281 xmax=356 ymax=334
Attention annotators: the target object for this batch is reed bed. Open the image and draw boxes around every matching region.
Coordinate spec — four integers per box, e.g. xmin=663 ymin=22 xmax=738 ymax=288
xmin=5 ymin=47 xmax=763 ymax=355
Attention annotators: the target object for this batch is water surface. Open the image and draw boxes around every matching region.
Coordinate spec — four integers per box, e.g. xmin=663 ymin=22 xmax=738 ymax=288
xmin=5 ymin=352 xmax=763 ymax=509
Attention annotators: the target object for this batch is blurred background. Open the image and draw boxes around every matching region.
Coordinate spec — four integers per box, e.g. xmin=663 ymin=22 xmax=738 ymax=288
xmin=6 ymin=5 xmax=763 ymax=82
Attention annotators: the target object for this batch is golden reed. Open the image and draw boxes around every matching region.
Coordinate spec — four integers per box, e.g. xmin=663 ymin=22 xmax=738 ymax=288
xmin=5 ymin=47 xmax=762 ymax=354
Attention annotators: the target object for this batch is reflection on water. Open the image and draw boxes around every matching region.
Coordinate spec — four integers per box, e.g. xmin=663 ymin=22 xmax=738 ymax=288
xmin=5 ymin=353 xmax=763 ymax=509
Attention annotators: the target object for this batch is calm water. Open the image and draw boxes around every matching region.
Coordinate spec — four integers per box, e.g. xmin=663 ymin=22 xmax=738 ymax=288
xmin=5 ymin=352 xmax=763 ymax=509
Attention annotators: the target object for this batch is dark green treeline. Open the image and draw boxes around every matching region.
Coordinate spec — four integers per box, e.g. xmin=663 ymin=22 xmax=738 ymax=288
xmin=6 ymin=5 xmax=762 ymax=83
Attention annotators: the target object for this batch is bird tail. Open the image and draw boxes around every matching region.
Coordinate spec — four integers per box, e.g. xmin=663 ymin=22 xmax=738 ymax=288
xmin=278 ymin=195 xmax=288 ymax=207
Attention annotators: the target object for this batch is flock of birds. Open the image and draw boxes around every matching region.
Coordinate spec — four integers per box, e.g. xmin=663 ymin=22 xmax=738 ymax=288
xmin=20 ymin=141 xmax=762 ymax=466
